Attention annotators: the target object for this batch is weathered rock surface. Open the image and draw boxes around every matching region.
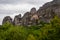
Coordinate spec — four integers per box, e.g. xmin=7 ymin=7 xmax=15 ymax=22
xmin=30 ymin=8 xmax=37 ymax=14
xmin=13 ymin=14 xmax=22 ymax=25
xmin=2 ymin=0 xmax=60 ymax=26
xmin=2 ymin=16 xmax=12 ymax=24
xmin=37 ymin=0 xmax=60 ymax=22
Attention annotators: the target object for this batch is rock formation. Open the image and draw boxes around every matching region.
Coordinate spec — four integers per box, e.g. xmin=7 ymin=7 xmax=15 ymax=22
xmin=13 ymin=14 xmax=22 ymax=25
xmin=2 ymin=16 xmax=12 ymax=24
xmin=37 ymin=0 xmax=60 ymax=22
xmin=30 ymin=8 xmax=37 ymax=14
xmin=2 ymin=0 xmax=60 ymax=26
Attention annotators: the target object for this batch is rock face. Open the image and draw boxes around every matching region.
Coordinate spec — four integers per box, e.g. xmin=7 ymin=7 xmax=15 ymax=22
xmin=30 ymin=8 xmax=37 ymax=14
xmin=21 ymin=7 xmax=38 ymax=26
xmin=2 ymin=16 xmax=12 ymax=24
xmin=2 ymin=0 xmax=60 ymax=26
xmin=13 ymin=14 xmax=22 ymax=25
xmin=37 ymin=0 xmax=60 ymax=22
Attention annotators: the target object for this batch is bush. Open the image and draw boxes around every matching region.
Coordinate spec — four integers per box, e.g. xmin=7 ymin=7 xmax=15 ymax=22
xmin=0 ymin=16 xmax=60 ymax=40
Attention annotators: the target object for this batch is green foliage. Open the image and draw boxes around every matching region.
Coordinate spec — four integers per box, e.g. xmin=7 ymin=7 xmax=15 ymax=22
xmin=0 ymin=16 xmax=60 ymax=40
xmin=27 ymin=34 xmax=36 ymax=40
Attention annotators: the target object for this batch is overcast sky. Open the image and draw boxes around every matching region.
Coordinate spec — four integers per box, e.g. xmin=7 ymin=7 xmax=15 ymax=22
xmin=0 ymin=0 xmax=53 ymax=25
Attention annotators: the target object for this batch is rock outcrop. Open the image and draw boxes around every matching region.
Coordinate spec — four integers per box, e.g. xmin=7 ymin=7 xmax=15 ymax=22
xmin=30 ymin=8 xmax=37 ymax=14
xmin=2 ymin=0 xmax=60 ymax=26
xmin=37 ymin=0 xmax=60 ymax=22
xmin=2 ymin=16 xmax=12 ymax=24
xmin=13 ymin=14 xmax=22 ymax=25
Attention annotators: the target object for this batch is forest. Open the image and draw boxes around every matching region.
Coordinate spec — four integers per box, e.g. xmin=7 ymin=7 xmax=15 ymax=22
xmin=0 ymin=16 xmax=60 ymax=40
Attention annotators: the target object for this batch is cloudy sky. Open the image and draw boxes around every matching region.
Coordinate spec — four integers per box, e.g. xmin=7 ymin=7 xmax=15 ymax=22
xmin=0 ymin=0 xmax=53 ymax=25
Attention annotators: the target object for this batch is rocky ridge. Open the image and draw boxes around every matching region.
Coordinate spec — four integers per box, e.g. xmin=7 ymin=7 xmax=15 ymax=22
xmin=2 ymin=0 xmax=60 ymax=26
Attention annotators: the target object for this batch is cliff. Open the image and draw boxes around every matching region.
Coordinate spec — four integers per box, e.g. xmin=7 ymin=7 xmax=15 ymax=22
xmin=2 ymin=0 xmax=60 ymax=26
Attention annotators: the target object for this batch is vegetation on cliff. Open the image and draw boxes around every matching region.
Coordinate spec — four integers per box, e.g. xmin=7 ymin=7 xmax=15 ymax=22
xmin=0 ymin=16 xmax=60 ymax=40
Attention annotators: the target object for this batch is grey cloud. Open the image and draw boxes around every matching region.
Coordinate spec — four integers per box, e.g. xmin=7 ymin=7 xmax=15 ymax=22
xmin=0 ymin=0 xmax=20 ymax=4
xmin=0 ymin=0 xmax=53 ymax=5
xmin=0 ymin=10 xmax=23 ymax=15
xmin=0 ymin=0 xmax=39 ymax=4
